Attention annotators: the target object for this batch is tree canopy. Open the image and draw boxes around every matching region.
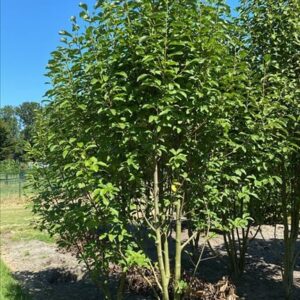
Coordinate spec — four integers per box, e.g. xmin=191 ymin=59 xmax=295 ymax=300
xmin=0 ymin=102 xmax=41 ymax=161
xmin=29 ymin=1 xmax=300 ymax=299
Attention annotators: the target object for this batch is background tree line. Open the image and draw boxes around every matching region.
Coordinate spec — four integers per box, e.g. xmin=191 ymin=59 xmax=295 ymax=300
xmin=0 ymin=102 xmax=41 ymax=161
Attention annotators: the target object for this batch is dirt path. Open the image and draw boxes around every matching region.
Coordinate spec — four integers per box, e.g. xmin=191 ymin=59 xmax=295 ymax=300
xmin=1 ymin=234 xmax=99 ymax=300
xmin=1 ymin=226 xmax=299 ymax=300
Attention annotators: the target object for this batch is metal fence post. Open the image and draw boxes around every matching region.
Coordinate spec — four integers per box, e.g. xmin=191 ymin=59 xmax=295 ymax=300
xmin=19 ymin=171 xmax=22 ymax=200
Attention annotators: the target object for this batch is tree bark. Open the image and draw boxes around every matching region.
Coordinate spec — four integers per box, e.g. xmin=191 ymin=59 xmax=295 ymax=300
xmin=153 ymin=161 xmax=169 ymax=300
xmin=174 ymin=199 xmax=182 ymax=300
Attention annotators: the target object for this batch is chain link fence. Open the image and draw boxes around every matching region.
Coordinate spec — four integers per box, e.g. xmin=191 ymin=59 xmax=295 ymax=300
xmin=0 ymin=171 xmax=27 ymax=202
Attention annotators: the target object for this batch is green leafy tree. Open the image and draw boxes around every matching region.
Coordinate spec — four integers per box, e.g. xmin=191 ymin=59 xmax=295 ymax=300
xmin=29 ymin=0 xmax=300 ymax=299
xmin=0 ymin=102 xmax=40 ymax=161
xmin=0 ymin=120 xmax=10 ymax=160
xmin=0 ymin=106 xmax=18 ymax=137
xmin=0 ymin=106 xmax=22 ymax=160
xmin=30 ymin=1 xmax=251 ymax=299
xmin=16 ymin=101 xmax=41 ymax=144
xmin=239 ymin=0 xmax=300 ymax=298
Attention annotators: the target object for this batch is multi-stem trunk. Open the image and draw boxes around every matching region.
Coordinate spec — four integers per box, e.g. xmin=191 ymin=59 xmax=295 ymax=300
xmin=153 ymin=161 xmax=170 ymax=300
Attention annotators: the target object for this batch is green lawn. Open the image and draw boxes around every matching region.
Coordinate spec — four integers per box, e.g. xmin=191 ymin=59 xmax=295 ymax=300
xmin=0 ymin=180 xmax=53 ymax=299
xmin=0 ymin=205 xmax=54 ymax=243
xmin=0 ymin=259 xmax=31 ymax=300
xmin=0 ymin=178 xmax=54 ymax=244
xmin=0 ymin=173 xmax=54 ymax=299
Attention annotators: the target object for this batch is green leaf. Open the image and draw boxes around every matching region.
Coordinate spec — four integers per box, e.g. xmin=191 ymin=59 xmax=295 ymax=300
xmin=78 ymin=182 xmax=86 ymax=188
xmin=78 ymin=104 xmax=87 ymax=111
xmin=116 ymin=72 xmax=128 ymax=79
xmin=148 ymin=115 xmax=158 ymax=123
xmin=138 ymin=36 xmax=148 ymax=43
xmin=79 ymin=2 xmax=88 ymax=10
xmin=76 ymin=170 xmax=83 ymax=177
xmin=108 ymin=234 xmax=116 ymax=242
xmin=63 ymin=149 xmax=68 ymax=158
xmin=59 ymin=30 xmax=72 ymax=37
xmin=137 ymin=74 xmax=148 ymax=82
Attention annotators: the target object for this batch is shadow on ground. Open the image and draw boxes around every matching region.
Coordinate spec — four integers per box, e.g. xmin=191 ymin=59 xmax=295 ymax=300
xmin=13 ymin=268 xmax=99 ymax=300
xmin=193 ymin=237 xmax=300 ymax=300
xmin=13 ymin=268 xmax=152 ymax=300
xmin=10 ymin=235 xmax=300 ymax=300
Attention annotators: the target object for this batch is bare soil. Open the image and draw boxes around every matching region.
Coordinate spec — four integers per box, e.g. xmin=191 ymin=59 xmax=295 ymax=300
xmin=199 ymin=225 xmax=300 ymax=300
xmin=1 ymin=226 xmax=299 ymax=300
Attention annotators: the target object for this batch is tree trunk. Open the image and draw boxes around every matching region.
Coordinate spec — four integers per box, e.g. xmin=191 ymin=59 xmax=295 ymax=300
xmin=281 ymin=161 xmax=300 ymax=300
xmin=116 ymin=271 xmax=126 ymax=300
xmin=283 ymin=238 xmax=295 ymax=300
xmin=174 ymin=200 xmax=182 ymax=300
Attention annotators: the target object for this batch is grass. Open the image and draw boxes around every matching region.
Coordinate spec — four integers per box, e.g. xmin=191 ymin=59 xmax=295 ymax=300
xmin=0 ymin=205 xmax=54 ymax=244
xmin=0 ymin=206 xmax=33 ymax=228
xmin=0 ymin=180 xmax=54 ymax=243
xmin=11 ymin=228 xmax=54 ymax=243
xmin=0 ymin=178 xmax=52 ymax=299
xmin=0 ymin=180 xmax=32 ymax=203
xmin=0 ymin=259 xmax=31 ymax=300
xmin=0 ymin=183 xmax=22 ymax=198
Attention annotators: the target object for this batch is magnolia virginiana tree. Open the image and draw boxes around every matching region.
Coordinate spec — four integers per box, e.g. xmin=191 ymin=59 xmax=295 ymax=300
xmin=239 ymin=0 xmax=300 ymax=298
xmin=29 ymin=0 xmax=299 ymax=299
xmin=30 ymin=1 xmax=253 ymax=299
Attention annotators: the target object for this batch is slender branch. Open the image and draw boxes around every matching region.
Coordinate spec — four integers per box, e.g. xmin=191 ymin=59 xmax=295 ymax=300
xmin=249 ymin=225 xmax=262 ymax=242
xmin=181 ymin=230 xmax=200 ymax=250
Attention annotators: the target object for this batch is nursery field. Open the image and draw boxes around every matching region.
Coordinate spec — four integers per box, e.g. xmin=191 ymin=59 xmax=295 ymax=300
xmin=0 ymin=167 xmax=299 ymax=299
xmin=0 ymin=188 xmax=299 ymax=300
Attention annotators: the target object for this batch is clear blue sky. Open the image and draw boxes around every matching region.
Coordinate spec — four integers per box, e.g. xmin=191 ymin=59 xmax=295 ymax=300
xmin=1 ymin=0 xmax=239 ymax=108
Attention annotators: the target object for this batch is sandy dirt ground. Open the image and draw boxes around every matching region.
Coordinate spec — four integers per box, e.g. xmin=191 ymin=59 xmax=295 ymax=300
xmin=199 ymin=225 xmax=300 ymax=300
xmin=1 ymin=226 xmax=299 ymax=300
